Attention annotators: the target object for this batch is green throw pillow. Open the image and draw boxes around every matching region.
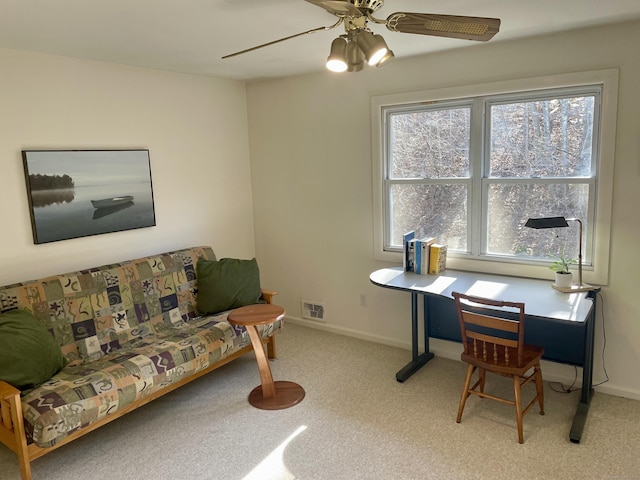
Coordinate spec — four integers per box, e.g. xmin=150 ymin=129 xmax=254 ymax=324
xmin=0 ymin=309 xmax=67 ymax=390
xmin=197 ymin=258 xmax=262 ymax=315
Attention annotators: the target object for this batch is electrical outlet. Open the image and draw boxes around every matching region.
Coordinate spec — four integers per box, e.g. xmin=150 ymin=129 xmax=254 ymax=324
xmin=360 ymin=294 xmax=367 ymax=306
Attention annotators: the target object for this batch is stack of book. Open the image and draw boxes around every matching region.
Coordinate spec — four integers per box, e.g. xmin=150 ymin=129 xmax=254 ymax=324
xmin=402 ymin=231 xmax=447 ymax=275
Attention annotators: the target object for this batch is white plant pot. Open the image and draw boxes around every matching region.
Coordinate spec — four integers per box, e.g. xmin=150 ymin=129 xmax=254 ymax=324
xmin=554 ymin=271 xmax=573 ymax=288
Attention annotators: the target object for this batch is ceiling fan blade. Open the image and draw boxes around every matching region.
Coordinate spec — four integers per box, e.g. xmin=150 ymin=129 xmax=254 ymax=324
xmin=222 ymin=20 xmax=342 ymax=59
xmin=386 ymin=13 xmax=500 ymax=41
xmin=305 ymin=0 xmax=363 ymax=17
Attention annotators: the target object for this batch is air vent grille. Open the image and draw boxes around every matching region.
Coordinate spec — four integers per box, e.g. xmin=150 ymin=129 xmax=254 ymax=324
xmin=301 ymin=300 xmax=326 ymax=322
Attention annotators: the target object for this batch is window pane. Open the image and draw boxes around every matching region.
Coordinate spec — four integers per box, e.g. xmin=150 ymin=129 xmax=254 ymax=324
xmin=390 ymin=183 xmax=467 ymax=250
xmin=487 ymin=183 xmax=589 ymax=261
xmin=389 ymin=107 xmax=470 ymax=179
xmin=489 ymin=96 xmax=595 ymax=178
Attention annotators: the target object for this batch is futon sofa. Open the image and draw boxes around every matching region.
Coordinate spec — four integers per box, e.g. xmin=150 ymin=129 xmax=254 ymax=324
xmin=0 ymin=246 xmax=282 ymax=480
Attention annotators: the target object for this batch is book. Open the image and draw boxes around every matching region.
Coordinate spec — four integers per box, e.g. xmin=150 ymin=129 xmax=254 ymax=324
xmin=402 ymin=231 xmax=415 ymax=272
xmin=428 ymin=244 xmax=447 ymax=275
xmin=418 ymin=237 xmax=436 ymax=275
xmin=407 ymin=239 xmax=417 ymax=273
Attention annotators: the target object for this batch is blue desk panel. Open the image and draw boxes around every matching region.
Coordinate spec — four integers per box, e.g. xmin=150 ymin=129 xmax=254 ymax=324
xmin=425 ymin=295 xmax=587 ymax=366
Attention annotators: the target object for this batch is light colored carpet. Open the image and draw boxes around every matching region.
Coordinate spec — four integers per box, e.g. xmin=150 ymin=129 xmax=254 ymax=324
xmin=2 ymin=323 xmax=640 ymax=480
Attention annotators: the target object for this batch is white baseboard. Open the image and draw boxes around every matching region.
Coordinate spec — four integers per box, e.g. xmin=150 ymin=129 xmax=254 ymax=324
xmin=284 ymin=315 xmax=640 ymax=401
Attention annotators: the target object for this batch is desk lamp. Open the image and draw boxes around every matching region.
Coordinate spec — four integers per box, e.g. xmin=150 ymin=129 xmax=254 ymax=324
xmin=524 ymin=216 xmax=595 ymax=292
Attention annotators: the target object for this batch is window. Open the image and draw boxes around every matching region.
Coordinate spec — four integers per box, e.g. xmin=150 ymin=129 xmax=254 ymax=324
xmin=372 ymin=70 xmax=618 ymax=284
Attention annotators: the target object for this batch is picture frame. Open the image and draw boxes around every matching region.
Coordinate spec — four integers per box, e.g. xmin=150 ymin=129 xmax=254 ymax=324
xmin=22 ymin=149 xmax=156 ymax=244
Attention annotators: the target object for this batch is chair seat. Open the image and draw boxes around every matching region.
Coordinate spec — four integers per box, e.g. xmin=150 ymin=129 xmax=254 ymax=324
xmin=461 ymin=341 xmax=544 ymax=375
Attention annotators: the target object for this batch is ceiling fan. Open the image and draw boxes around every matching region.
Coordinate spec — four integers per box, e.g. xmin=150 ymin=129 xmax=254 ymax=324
xmin=222 ymin=0 xmax=501 ymax=73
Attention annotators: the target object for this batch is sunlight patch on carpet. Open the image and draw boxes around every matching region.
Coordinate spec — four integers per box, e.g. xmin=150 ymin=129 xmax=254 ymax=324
xmin=242 ymin=425 xmax=307 ymax=480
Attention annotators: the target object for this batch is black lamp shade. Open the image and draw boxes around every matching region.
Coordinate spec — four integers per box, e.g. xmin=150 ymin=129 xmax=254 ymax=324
xmin=525 ymin=216 xmax=569 ymax=229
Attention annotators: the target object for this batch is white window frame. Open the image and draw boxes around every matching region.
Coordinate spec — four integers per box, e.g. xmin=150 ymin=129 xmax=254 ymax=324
xmin=371 ymin=69 xmax=618 ymax=285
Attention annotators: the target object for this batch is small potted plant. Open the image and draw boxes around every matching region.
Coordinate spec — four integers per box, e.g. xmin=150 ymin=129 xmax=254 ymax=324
xmin=549 ymin=252 xmax=576 ymax=288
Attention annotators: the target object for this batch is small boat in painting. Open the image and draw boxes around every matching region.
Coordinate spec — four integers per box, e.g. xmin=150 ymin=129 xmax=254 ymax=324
xmin=91 ymin=196 xmax=134 ymax=209
xmin=92 ymin=200 xmax=134 ymax=219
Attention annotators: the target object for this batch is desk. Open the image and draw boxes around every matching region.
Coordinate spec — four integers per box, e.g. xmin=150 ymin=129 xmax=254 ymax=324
xmin=370 ymin=267 xmax=599 ymax=443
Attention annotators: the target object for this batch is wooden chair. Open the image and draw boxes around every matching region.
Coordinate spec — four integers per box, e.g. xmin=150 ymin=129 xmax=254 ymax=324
xmin=452 ymin=291 xmax=545 ymax=443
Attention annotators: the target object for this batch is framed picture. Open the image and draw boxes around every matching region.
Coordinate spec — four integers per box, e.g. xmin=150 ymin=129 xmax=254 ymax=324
xmin=22 ymin=149 xmax=156 ymax=244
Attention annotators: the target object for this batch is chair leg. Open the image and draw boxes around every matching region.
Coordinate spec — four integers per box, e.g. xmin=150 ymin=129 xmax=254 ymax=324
xmin=534 ymin=364 xmax=545 ymax=415
xmin=513 ymin=375 xmax=524 ymax=444
xmin=457 ymin=365 xmax=475 ymax=423
xmin=479 ymin=368 xmax=486 ymax=394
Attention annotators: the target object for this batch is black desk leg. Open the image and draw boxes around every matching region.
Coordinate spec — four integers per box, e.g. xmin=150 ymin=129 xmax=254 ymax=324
xmin=569 ymin=289 xmax=599 ymax=443
xmin=396 ymin=292 xmax=434 ymax=382
xmin=570 ymin=389 xmax=594 ymax=444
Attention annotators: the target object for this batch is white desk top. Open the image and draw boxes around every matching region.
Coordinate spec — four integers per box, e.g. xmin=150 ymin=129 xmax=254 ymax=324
xmin=370 ymin=267 xmax=594 ymax=323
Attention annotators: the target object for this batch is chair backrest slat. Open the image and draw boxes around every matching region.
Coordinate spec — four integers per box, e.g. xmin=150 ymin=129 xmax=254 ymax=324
xmin=462 ymin=311 xmax=519 ymax=333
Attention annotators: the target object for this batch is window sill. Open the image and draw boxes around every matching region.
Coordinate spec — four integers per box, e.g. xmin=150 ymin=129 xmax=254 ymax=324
xmin=376 ymin=250 xmax=606 ymax=286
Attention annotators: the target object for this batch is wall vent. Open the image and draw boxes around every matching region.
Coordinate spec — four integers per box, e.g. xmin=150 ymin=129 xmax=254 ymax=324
xmin=301 ymin=300 xmax=326 ymax=322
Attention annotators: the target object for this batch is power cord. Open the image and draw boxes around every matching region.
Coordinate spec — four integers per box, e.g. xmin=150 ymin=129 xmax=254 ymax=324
xmin=550 ymin=367 xmax=578 ymax=393
xmin=593 ymin=291 xmax=609 ymax=387
xmin=550 ymin=291 xmax=608 ymax=393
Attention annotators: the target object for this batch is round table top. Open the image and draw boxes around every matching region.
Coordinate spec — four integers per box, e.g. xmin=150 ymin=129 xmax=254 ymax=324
xmin=227 ymin=303 xmax=285 ymax=326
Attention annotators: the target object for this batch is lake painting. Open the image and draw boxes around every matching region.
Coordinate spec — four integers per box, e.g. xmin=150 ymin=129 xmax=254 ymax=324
xmin=22 ymin=150 xmax=156 ymax=244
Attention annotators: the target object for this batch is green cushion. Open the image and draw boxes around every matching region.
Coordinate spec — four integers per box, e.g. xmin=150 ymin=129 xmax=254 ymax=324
xmin=197 ymin=258 xmax=262 ymax=315
xmin=0 ymin=309 xmax=67 ymax=390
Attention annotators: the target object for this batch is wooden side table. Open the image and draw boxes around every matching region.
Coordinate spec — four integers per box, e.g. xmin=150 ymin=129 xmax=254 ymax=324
xmin=228 ymin=304 xmax=305 ymax=410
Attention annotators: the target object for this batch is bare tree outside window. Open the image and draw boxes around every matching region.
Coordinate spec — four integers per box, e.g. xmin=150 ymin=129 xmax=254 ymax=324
xmin=383 ymin=89 xmax=599 ymax=267
xmin=488 ymin=95 xmax=595 ymax=261
xmin=387 ymin=106 xmax=471 ymax=249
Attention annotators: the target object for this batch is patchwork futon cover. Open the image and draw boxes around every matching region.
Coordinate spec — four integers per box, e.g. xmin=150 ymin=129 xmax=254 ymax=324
xmin=0 ymin=247 xmax=282 ymax=448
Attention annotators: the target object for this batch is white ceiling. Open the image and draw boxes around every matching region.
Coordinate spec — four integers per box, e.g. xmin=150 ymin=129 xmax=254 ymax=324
xmin=2 ymin=0 xmax=640 ymax=82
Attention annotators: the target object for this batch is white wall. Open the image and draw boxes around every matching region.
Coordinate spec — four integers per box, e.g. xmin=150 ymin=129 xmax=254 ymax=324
xmin=0 ymin=48 xmax=256 ymax=285
xmin=247 ymin=19 xmax=640 ymax=399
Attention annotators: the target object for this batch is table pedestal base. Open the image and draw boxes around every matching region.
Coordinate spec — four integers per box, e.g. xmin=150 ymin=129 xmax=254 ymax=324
xmin=248 ymin=380 xmax=306 ymax=410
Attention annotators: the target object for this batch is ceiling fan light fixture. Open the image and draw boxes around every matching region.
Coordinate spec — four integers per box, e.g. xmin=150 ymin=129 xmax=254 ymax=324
xmin=346 ymin=39 xmax=364 ymax=72
xmin=375 ymin=47 xmax=394 ymax=67
xmin=356 ymin=30 xmax=388 ymax=66
xmin=326 ymin=37 xmax=348 ymax=72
